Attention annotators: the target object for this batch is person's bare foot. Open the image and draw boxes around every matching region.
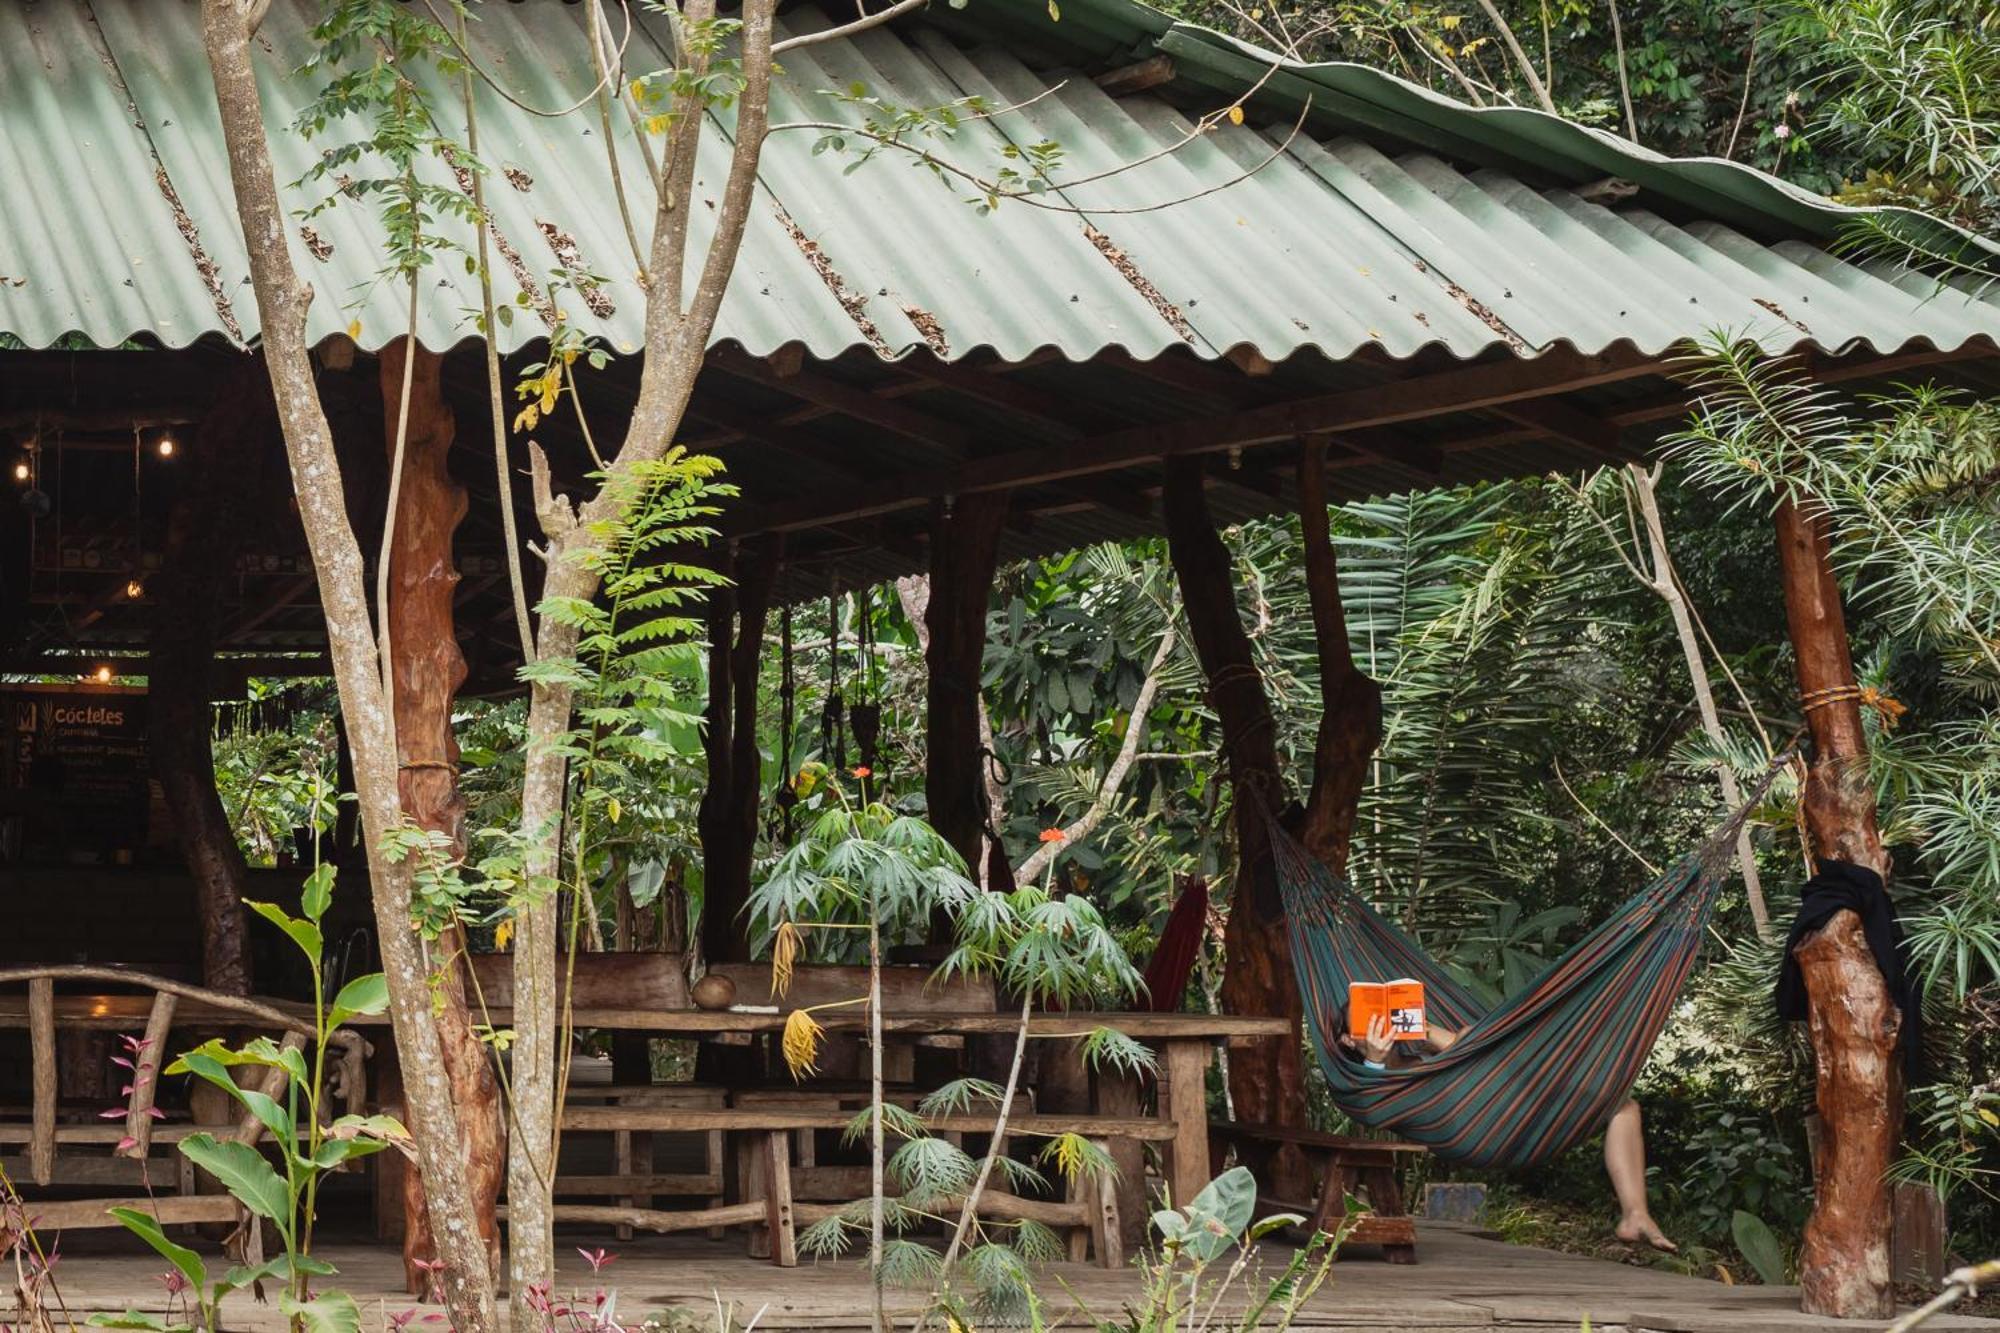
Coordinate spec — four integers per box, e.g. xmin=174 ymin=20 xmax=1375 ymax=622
xmin=1616 ymin=1215 xmax=1678 ymax=1253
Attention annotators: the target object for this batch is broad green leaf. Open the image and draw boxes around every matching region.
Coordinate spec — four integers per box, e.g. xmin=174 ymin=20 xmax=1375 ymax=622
xmin=246 ymin=900 xmax=322 ymax=965
xmin=107 ymin=1206 xmax=206 ymax=1295
xmin=1181 ymin=1165 xmax=1258 ymax=1262
xmin=281 ymin=1290 xmax=362 ymax=1333
xmin=1732 ymin=1210 xmax=1787 ymax=1286
xmin=329 ymin=972 xmax=389 ymax=1027
xmin=178 ymin=1134 xmax=292 ymax=1229
xmin=169 ymin=1051 xmax=293 ymax=1146
xmin=300 ymin=862 xmax=336 ymax=924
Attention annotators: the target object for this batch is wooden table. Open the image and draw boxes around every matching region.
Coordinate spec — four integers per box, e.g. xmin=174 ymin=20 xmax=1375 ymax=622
xmin=2 ymin=992 xmax=1290 ymax=1222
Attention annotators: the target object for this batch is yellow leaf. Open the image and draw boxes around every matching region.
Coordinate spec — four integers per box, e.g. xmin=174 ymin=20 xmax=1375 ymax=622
xmin=1441 ymin=12 xmax=1461 ymax=28
xmin=606 ymin=796 xmax=622 ymax=824
xmin=1979 ymin=1107 xmax=1999 ymax=1127
xmin=494 ymin=918 xmax=515 ymax=951
xmin=513 ymin=405 xmax=539 ymax=433
xmin=781 ymin=1007 xmax=825 ymax=1081
xmin=1227 ymin=105 xmax=1245 ymax=125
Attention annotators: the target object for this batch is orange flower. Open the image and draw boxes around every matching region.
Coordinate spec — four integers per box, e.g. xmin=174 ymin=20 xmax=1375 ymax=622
xmin=1039 ymin=828 xmax=1067 ymax=844
xmin=851 ymin=765 xmax=873 ymax=778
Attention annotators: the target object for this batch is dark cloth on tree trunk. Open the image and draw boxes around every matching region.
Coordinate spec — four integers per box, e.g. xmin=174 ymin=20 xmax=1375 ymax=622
xmin=1774 ymin=859 xmax=1921 ymax=1080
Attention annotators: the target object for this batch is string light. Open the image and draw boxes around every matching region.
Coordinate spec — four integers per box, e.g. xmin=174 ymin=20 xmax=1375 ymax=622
xmin=156 ymin=434 xmax=176 ymax=458
xmin=91 ymin=665 xmax=114 ymax=684
xmin=125 ymin=580 xmax=144 ymax=600
xmin=11 ymin=461 xmax=27 ymax=482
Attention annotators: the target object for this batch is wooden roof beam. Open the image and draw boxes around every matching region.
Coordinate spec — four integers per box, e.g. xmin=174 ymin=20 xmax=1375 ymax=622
xmin=712 ymin=348 xmax=972 ymax=458
xmin=736 ymin=345 xmax=1663 ymax=534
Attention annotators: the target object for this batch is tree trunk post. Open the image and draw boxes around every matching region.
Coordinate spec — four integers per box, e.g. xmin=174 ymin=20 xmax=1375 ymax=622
xmin=698 ymin=538 xmax=781 ymax=964
xmin=1161 ymin=459 xmax=1302 ymax=1151
xmin=923 ymin=493 xmax=1011 ymax=874
xmin=150 ymin=361 xmax=272 ymax=996
xmin=1775 ymin=497 xmax=1897 ymax=1320
xmin=379 ymin=339 xmax=506 ymax=1291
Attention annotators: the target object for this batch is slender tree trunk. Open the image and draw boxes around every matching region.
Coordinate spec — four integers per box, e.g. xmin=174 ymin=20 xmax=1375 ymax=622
xmin=923 ymin=494 xmax=1013 ymax=874
xmin=1628 ymin=466 xmax=1772 ymax=937
xmin=698 ymin=539 xmax=781 ymax=964
xmin=378 ymin=339 xmax=506 ymax=1293
xmin=1775 ymin=498 xmax=1897 ymax=1320
xmin=199 ymin=8 xmax=498 ymax=1327
xmin=152 ymin=362 xmax=271 ymax=996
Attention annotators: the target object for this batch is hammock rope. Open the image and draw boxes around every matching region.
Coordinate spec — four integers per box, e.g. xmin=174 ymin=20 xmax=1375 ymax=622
xmin=1271 ymin=754 xmax=1791 ymax=1168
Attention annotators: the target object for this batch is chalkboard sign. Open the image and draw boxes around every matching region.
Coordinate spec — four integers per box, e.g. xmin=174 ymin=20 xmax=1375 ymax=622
xmin=0 ymin=684 xmax=151 ymax=862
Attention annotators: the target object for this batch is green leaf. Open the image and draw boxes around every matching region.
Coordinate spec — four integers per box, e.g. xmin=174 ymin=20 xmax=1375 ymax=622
xmin=329 ymin=972 xmax=389 ymax=1027
xmin=106 ymin=1206 xmax=207 ymax=1296
xmin=1181 ymin=1165 xmax=1258 ymax=1262
xmin=1732 ymin=1210 xmax=1787 ymax=1285
xmin=168 ymin=1050 xmax=293 ymax=1146
xmin=300 ymin=862 xmax=336 ymax=924
xmin=246 ymin=900 xmax=322 ymax=965
xmin=281 ymin=1290 xmax=362 ymax=1333
xmin=178 ymin=1134 xmax=293 ymax=1229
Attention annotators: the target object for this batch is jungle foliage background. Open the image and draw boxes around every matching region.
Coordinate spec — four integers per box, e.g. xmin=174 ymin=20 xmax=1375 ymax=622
xmin=214 ymin=0 xmax=2000 ymax=1285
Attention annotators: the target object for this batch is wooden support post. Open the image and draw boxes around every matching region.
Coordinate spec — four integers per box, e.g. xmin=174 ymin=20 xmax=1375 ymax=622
xmin=698 ymin=537 xmax=782 ymax=963
xmin=763 ymin=1130 xmax=798 ymax=1267
xmin=379 ymin=338 xmax=505 ymax=1293
xmin=1161 ymin=459 xmax=1304 ymax=1146
xmin=923 ymin=492 xmax=1012 ymax=873
xmin=1164 ymin=1037 xmax=1212 ymax=1209
xmin=150 ymin=361 xmax=276 ymax=996
xmin=29 ymin=977 xmax=54 ymax=1187
xmin=119 ymin=991 xmax=178 ymax=1160
xmin=1775 ymin=497 xmax=1897 ymax=1320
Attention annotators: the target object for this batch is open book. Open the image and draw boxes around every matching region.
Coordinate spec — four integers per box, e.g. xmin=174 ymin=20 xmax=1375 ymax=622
xmin=1348 ymin=979 xmax=1427 ymax=1042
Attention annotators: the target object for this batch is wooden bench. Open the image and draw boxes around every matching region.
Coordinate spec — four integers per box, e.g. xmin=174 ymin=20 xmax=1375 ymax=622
xmin=1209 ymin=1120 xmax=1427 ymax=1263
xmin=0 ymin=968 xmax=346 ymax=1233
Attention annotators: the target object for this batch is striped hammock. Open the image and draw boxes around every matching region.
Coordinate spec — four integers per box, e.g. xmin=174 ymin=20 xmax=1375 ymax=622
xmin=1271 ymin=774 xmax=1777 ymax=1168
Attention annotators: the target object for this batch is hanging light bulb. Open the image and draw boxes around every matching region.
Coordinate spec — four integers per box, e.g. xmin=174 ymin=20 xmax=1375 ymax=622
xmin=11 ymin=461 xmax=27 ymax=482
xmin=156 ymin=434 xmax=177 ymax=458
xmin=125 ymin=579 xmax=144 ymax=600
xmin=92 ymin=664 xmax=114 ymax=684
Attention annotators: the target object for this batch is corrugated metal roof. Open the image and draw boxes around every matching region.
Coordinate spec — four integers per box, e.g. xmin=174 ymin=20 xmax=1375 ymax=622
xmin=2 ymin=0 xmax=1998 ymax=362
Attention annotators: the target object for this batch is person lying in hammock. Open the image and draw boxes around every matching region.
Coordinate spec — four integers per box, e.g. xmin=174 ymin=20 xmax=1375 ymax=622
xmin=1339 ymin=1012 xmax=1677 ymax=1253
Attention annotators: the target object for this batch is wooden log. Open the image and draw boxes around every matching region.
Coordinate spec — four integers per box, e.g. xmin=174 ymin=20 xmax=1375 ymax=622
xmin=20 ymin=1194 xmax=243 ymax=1232
xmin=1892 ymin=1182 xmax=1948 ymax=1285
xmin=1089 ymin=1138 xmax=1123 ymax=1269
xmin=923 ymin=491 xmax=1013 ymax=873
xmin=379 ymin=337 xmax=505 ymax=1295
xmin=531 ymin=1201 xmax=766 ymax=1231
xmin=1094 ymin=1065 xmax=1147 ymax=1250
xmin=119 ymin=991 xmax=178 ymax=1159
xmin=553 ymin=1173 xmax=726 ymax=1197
xmin=792 ymin=1191 xmax=1090 ymax=1227
xmin=1775 ymin=499 xmax=1898 ymax=1320
xmin=28 ymin=977 xmax=55 ymax=1186
xmin=698 ymin=537 xmax=782 ymax=963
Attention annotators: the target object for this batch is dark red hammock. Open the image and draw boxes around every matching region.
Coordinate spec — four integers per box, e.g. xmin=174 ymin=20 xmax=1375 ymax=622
xmin=1141 ymin=877 xmax=1209 ymax=1012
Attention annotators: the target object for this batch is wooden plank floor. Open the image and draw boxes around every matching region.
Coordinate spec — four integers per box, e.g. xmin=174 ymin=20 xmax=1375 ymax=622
xmin=32 ymin=1224 xmax=1999 ymax=1332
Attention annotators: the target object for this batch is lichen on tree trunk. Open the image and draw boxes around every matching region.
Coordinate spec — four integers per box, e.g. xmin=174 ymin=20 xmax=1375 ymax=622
xmin=1775 ymin=496 xmax=1898 ymax=1320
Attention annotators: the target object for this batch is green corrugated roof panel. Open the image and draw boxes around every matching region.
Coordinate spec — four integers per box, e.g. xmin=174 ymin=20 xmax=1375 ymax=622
xmin=2 ymin=0 xmax=1997 ymax=362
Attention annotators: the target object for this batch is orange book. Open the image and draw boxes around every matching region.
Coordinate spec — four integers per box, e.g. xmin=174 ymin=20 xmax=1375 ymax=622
xmin=1348 ymin=979 xmax=1428 ymax=1042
